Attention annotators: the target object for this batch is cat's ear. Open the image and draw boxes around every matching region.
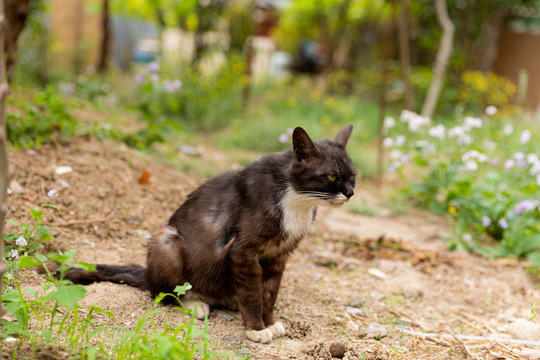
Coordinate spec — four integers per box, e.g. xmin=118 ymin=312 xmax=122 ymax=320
xmin=333 ymin=124 xmax=353 ymax=149
xmin=292 ymin=127 xmax=319 ymax=163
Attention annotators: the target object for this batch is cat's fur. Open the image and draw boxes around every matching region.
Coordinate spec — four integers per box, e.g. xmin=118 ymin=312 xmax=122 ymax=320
xmin=60 ymin=125 xmax=357 ymax=343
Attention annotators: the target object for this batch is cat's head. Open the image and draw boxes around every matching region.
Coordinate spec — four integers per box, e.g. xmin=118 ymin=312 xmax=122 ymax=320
xmin=289 ymin=125 xmax=357 ymax=207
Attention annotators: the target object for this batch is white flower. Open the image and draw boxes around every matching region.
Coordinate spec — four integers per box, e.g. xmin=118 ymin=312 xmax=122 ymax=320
xmin=504 ymin=159 xmax=515 ymax=169
xmin=389 ymin=149 xmax=402 ymax=160
xmin=537 ymin=174 xmax=540 ymax=186
xmin=388 ymin=161 xmax=402 ymax=173
xmin=464 ymin=160 xmax=478 ymax=171
xmin=520 ymin=130 xmax=531 ymax=145
xmin=527 ymin=153 xmax=538 ymax=164
xmin=477 ymin=154 xmax=489 ymax=163
xmin=462 ymin=150 xmax=479 ymax=162
xmin=464 ymin=116 xmax=482 ymax=131
xmin=503 ymin=124 xmax=514 ymax=135
xmin=530 ymin=162 xmax=540 ymax=176
xmin=513 ymin=152 xmax=525 ymax=160
xmin=428 ymin=124 xmax=446 ymax=139
xmin=447 ymin=126 xmax=465 ymax=138
xmin=401 ymin=154 xmax=411 ymax=164
xmin=457 ymin=134 xmax=472 ymax=145
xmin=401 ymin=110 xmax=430 ymax=132
xmin=485 ymin=105 xmax=497 ymax=116
xmin=383 ymin=137 xmax=394 ymax=148
xmin=383 ymin=116 xmax=395 ymax=129
xmin=463 ymin=234 xmax=473 ymax=243
xmin=395 ymin=135 xmax=406 ymax=147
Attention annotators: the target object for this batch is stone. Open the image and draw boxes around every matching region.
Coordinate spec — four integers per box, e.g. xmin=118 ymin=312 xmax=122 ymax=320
xmin=347 ymin=298 xmax=364 ymax=308
xmin=222 ymin=334 xmax=242 ymax=345
xmin=367 ymin=268 xmax=387 ymax=279
xmin=507 ymin=319 xmax=540 ymax=341
xmin=329 ymin=342 xmax=347 ymax=358
xmin=220 ymin=314 xmax=234 ymax=321
xmin=346 ymin=307 xmax=365 ymax=316
xmin=9 ymin=180 xmax=24 ymax=194
xmin=238 ymin=347 xmax=254 ymax=356
xmin=364 ymin=323 xmax=388 ymax=339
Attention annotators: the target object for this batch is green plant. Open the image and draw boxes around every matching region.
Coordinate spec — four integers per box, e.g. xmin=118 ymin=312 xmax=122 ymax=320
xmin=7 ymin=86 xmax=78 ymax=149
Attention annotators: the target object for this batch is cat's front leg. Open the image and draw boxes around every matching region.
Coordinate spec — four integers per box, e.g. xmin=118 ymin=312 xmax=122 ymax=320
xmin=260 ymin=256 xmax=287 ymax=340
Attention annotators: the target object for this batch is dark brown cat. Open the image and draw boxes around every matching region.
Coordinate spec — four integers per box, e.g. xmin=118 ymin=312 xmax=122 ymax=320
xmin=61 ymin=125 xmax=357 ymax=343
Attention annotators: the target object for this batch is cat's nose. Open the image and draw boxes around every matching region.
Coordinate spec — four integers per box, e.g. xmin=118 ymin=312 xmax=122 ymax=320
xmin=344 ymin=189 xmax=354 ymax=199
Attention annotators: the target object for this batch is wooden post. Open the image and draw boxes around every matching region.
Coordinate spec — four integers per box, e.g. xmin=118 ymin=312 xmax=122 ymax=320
xmin=0 ymin=0 xmax=12 ymax=317
xmin=97 ymin=0 xmax=111 ymax=73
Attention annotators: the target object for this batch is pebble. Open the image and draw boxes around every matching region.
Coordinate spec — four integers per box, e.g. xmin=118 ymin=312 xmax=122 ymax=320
xmin=55 ymin=166 xmax=73 ymax=175
xmin=369 ymin=291 xmax=384 ymax=301
xmin=312 ymin=252 xmax=338 ymax=267
xmin=347 ymin=298 xmax=364 ymax=308
xmin=365 ymin=323 xmax=388 ymax=339
xmin=238 ymin=347 xmax=254 ymax=356
xmin=346 ymin=307 xmax=365 ymax=316
xmin=9 ymin=180 xmax=24 ymax=194
xmin=507 ymin=319 xmax=540 ymax=341
xmin=220 ymin=314 xmax=233 ymax=321
xmin=367 ymin=268 xmax=387 ymax=279
xmin=222 ymin=334 xmax=242 ymax=345
xmin=329 ymin=342 xmax=347 ymax=358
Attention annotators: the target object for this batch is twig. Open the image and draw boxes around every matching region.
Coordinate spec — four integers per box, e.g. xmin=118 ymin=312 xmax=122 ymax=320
xmin=400 ymin=328 xmax=540 ymax=347
xmin=447 ymin=329 xmax=480 ymax=359
xmin=57 ymin=218 xmax=108 ymax=227
xmin=424 ymin=336 xmax=451 ymax=347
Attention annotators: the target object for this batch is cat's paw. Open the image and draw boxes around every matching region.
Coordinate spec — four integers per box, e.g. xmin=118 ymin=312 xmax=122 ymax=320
xmin=267 ymin=321 xmax=286 ymax=338
xmin=184 ymin=300 xmax=210 ymax=320
xmin=246 ymin=328 xmax=273 ymax=344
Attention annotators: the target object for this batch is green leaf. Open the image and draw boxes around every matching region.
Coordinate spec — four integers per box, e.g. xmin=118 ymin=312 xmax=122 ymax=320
xmin=174 ymin=283 xmax=192 ymax=296
xmin=87 ymin=306 xmax=114 ymax=318
xmin=154 ymin=292 xmax=167 ymax=306
xmin=18 ymin=255 xmax=43 ymax=269
xmin=42 ymin=204 xmax=62 ymax=214
xmin=47 ymin=285 xmax=86 ymax=308
xmin=43 ymin=330 xmax=52 ymax=343
xmin=24 ymin=288 xmax=39 ymax=297
xmin=36 ymin=226 xmax=51 ymax=237
xmin=30 ymin=208 xmax=43 ymax=221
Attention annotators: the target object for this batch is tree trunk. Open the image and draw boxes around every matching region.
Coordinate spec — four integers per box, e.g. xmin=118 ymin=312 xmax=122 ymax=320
xmin=97 ymin=0 xmax=111 ymax=73
xmin=421 ymin=0 xmax=454 ymax=118
xmin=242 ymin=36 xmax=253 ymax=110
xmin=375 ymin=2 xmax=397 ymax=183
xmin=5 ymin=0 xmax=31 ymax=83
xmin=73 ymin=0 xmax=85 ymax=74
xmin=0 ymin=0 xmax=12 ymax=317
xmin=478 ymin=8 xmax=508 ymax=72
xmin=398 ymin=0 xmax=414 ymax=110
xmin=193 ymin=3 xmax=209 ymax=65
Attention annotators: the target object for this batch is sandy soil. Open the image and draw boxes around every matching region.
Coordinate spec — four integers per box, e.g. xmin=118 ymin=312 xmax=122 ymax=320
xmin=4 ymin=137 xmax=540 ymax=359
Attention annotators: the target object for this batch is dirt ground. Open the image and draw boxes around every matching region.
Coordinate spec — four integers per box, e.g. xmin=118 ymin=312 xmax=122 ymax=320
xmin=4 ymin=137 xmax=540 ymax=359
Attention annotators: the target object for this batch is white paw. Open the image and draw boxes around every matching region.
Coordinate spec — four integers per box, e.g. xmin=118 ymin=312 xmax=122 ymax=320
xmin=268 ymin=321 xmax=286 ymax=338
xmin=246 ymin=328 xmax=273 ymax=344
xmin=183 ymin=300 xmax=210 ymax=320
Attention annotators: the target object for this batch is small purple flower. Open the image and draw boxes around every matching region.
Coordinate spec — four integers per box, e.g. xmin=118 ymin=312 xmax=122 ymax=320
xmin=481 ymin=216 xmax=491 ymax=227
xmin=147 ymin=61 xmax=160 ymax=72
xmin=47 ymin=189 xmax=58 ymax=198
xmin=395 ymin=135 xmax=406 ymax=147
xmin=10 ymin=249 xmax=19 ymax=260
xmin=286 ymin=128 xmax=294 ymax=136
xmin=278 ymin=134 xmax=289 ymax=143
xmin=400 ymin=154 xmax=411 ymax=164
xmin=514 ymin=200 xmax=540 ymax=215
xmin=491 ymin=157 xmax=499 ymax=165
xmin=135 ymin=74 xmax=144 ymax=84
xmin=15 ymin=236 xmax=27 ymax=247
xmin=498 ymin=218 xmax=508 ymax=229
xmin=463 ymin=234 xmax=473 ymax=243
xmin=516 ymin=159 xmax=527 ymax=169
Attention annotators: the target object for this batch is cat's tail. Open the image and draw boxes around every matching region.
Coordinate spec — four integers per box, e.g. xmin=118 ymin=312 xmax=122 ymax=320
xmin=42 ymin=264 xmax=149 ymax=290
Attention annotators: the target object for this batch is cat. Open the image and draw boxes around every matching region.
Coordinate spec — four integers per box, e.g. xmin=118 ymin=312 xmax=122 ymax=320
xmin=59 ymin=125 xmax=357 ymax=343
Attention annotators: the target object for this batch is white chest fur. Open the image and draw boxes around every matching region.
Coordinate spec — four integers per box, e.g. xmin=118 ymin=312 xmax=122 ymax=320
xmin=279 ymin=187 xmax=320 ymax=241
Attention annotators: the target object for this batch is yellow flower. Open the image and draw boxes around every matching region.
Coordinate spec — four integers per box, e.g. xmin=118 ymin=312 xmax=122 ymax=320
xmin=448 ymin=206 xmax=457 ymax=214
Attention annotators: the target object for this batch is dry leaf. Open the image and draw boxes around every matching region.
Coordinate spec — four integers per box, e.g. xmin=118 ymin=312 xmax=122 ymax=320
xmin=138 ymin=170 xmax=151 ymax=185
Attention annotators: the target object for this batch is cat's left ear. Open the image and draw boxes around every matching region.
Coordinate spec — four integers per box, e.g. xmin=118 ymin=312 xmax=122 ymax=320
xmin=293 ymin=127 xmax=319 ymax=163
xmin=333 ymin=124 xmax=353 ymax=149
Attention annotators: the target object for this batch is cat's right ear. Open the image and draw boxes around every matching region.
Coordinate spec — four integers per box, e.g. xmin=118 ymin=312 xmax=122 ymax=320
xmin=292 ymin=127 xmax=318 ymax=163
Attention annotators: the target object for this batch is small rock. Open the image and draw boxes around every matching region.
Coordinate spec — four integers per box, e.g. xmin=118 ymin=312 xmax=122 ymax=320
xmin=367 ymin=268 xmax=387 ymax=279
xmin=329 ymin=342 xmax=347 ymax=358
xmin=365 ymin=323 xmax=388 ymax=339
xmin=222 ymin=334 xmax=242 ymax=345
xmin=312 ymin=252 xmax=338 ymax=267
xmin=346 ymin=307 xmax=365 ymax=316
xmin=55 ymin=166 xmax=73 ymax=175
xmin=369 ymin=291 xmax=384 ymax=301
xmin=347 ymin=320 xmax=359 ymax=332
xmin=220 ymin=314 xmax=234 ymax=321
xmin=514 ymin=347 xmax=540 ymax=360
xmin=507 ymin=319 xmax=540 ymax=341
xmin=347 ymin=298 xmax=364 ymax=308
xmin=401 ymin=285 xmax=423 ymax=298
xmin=4 ymin=337 xmax=16 ymax=343
xmin=238 ymin=347 xmax=254 ymax=356
xmin=58 ymin=179 xmax=70 ymax=188
xmin=9 ymin=180 xmax=24 ymax=194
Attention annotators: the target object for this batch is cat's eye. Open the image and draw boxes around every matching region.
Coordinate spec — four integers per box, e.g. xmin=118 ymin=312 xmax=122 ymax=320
xmin=327 ymin=175 xmax=337 ymax=182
